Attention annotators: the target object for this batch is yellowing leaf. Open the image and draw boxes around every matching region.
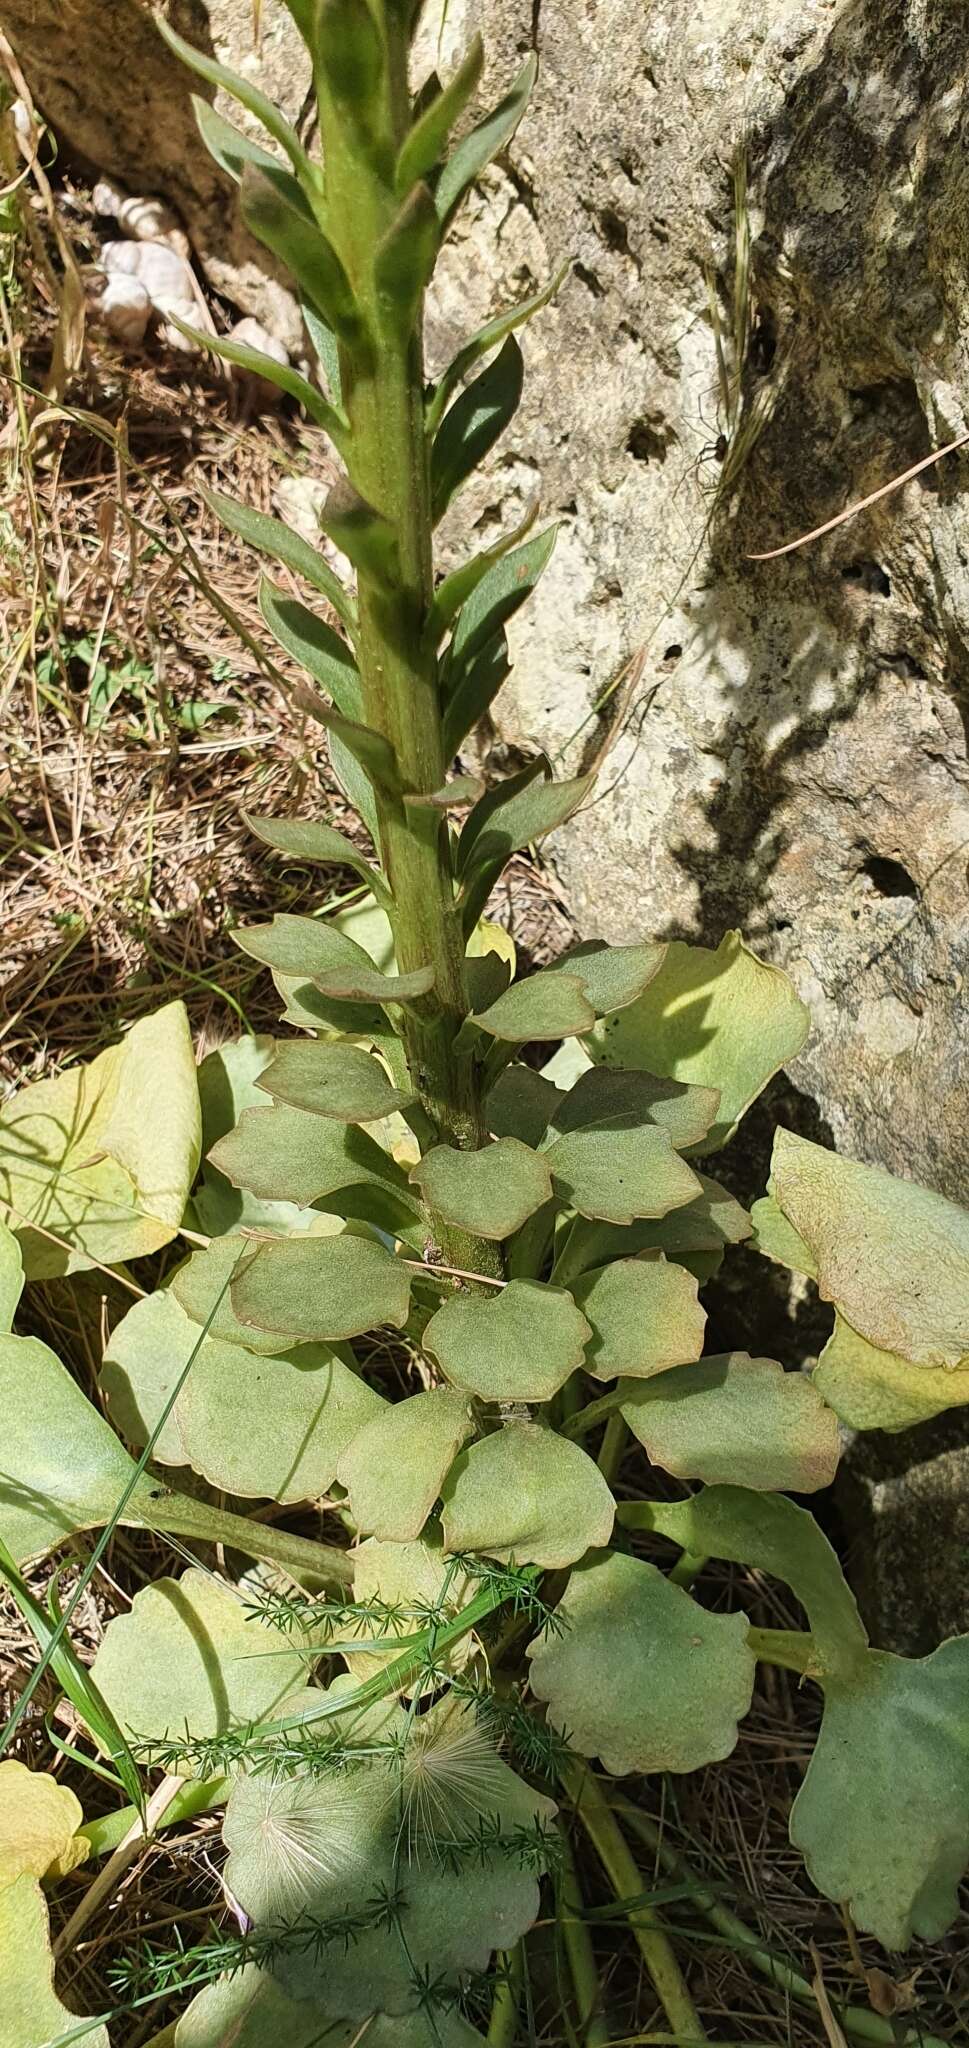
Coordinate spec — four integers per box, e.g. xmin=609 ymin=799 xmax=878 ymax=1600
xmin=587 ymin=931 xmax=809 ymax=1153
xmin=0 ymin=1222 xmax=23 ymax=1333
xmin=0 ymin=1762 xmax=87 ymax=1889
xmin=0 ymin=1003 xmax=201 ymax=1278
xmin=814 ymin=1315 xmax=969 ymax=1432
xmin=767 ymin=1128 xmax=969 ymax=1368
xmin=0 ymin=1875 xmax=109 ymax=2048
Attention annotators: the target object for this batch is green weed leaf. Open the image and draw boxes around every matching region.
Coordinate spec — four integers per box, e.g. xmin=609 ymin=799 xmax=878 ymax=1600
xmin=431 ymin=335 xmax=524 ymax=522
xmin=544 ymin=1122 xmax=702 ymax=1227
xmin=160 ymin=18 xmax=315 ymax=183
xmin=472 ymin=970 xmax=596 ymax=1043
xmin=258 ymin=579 xmax=362 ymax=715
xmin=548 ymin=1063 xmax=720 ymax=1152
xmin=0 ymin=1002 xmax=200 ymax=1280
xmin=244 ymin=813 xmax=390 ymax=908
xmin=209 ymin=1103 xmax=417 ymax=1222
xmin=765 ymin=1127 xmax=969 ymax=1367
xmin=103 ymin=1287 xmax=384 ymax=1503
xmin=203 ymin=487 xmax=355 ymax=631
xmin=396 ymin=36 xmax=484 ymax=193
xmin=434 ymin=56 xmax=537 ymax=227
xmin=257 ymin=1042 xmax=413 ymax=1122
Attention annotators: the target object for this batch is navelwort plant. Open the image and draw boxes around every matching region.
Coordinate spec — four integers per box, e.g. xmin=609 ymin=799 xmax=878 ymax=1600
xmin=2 ymin=6 xmax=969 ymax=2044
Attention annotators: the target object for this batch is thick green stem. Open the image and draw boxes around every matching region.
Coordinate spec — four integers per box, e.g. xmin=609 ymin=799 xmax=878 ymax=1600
xmin=486 ymin=1944 xmax=523 ymax=2046
xmin=134 ymin=1490 xmax=354 ymax=1583
xmin=314 ymin=1 xmax=500 ymax=1279
xmin=557 ymin=1826 xmax=611 ymax=2046
xmin=561 ymin=1757 xmax=708 ymax=2044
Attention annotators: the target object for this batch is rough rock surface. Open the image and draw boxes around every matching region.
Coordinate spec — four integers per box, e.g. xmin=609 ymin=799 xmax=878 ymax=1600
xmin=6 ymin=0 xmax=969 ymax=1646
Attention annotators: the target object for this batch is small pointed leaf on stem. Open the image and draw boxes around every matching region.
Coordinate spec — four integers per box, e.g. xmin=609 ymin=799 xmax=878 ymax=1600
xmin=336 ymin=1388 xmax=475 ymax=1540
xmin=445 ymin=524 xmax=557 ymax=681
xmin=572 ymin=1256 xmax=706 ymax=1382
xmin=431 ymin=335 xmax=524 ymax=522
xmin=158 ymin=18 xmax=314 ymax=185
xmin=442 ymin=630 xmax=512 ymax=760
xmin=411 ymin=1137 xmax=553 ymax=1240
xmin=315 ymin=0 xmax=386 ymax=132
xmin=258 ymin=580 xmax=361 ymax=713
xmin=621 ymin=1351 xmax=841 ymax=1492
xmin=424 ymin=1278 xmax=591 ymax=1401
xmin=202 ymin=487 xmax=355 ymax=631
xmin=528 ymin=1551 xmax=755 ymax=1774
xmin=167 ymin=315 xmax=346 ymax=437
xmin=244 ymin=814 xmax=390 ymax=907
xmin=301 ymin=296 xmax=343 ymax=403
xmin=396 ymin=35 xmax=484 ymax=193
xmin=319 ymin=480 xmax=400 ymax=589
xmin=428 ymin=265 xmax=570 ymax=432
xmin=544 ymin=1121 xmax=702 ymax=1226
xmin=434 ymin=55 xmax=537 ymax=228
xmin=192 ymin=97 xmax=296 ymax=188
xmin=230 ymin=1234 xmax=411 ymax=1343
xmin=374 ymin=182 xmax=440 ymax=336
xmin=240 ymin=164 xmax=360 ymax=342
xmin=427 ymin=501 xmax=538 ymax=646
xmin=442 ymin=1421 xmax=614 ymax=1567
xmin=256 ymin=1042 xmax=414 ymax=1122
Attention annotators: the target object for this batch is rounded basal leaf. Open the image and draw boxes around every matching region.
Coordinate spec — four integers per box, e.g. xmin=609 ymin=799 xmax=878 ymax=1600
xmin=621 ymin=1352 xmax=841 ymax=1493
xmin=814 ymin=1315 xmax=969 ymax=1432
xmin=209 ymin=1102 xmax=419 ymax=1217
xmin=637 ymin=1484 xmax=867 ymax=1678
xmin=410 ymin=1138 xmax=552 ymax=1241
xmin=0 ymin=1001 xmax=201 ymax=1279
xmin=231 ymin=1235 xmax=411 ymax=1343
xmin=472 ymin=970 xmax=596 ymax=1042
xmin=546 ymin=939 xmax=667 ymax=1016
xmin=544 ymin=1122 xmax=702 ymax=1226
xmin=486 ymin=1064 xmax=564 ymax=1147
xmin=0 ymin=1222 xmax=23 ymax=1333
xmin=91 ymin=1567 xmax=309 ymax=1753
xmin=441 ymin=1422 xmax=614 ymax=1567
xmin=768 ymin=1128 xmax=969 ymax=1368
xmin=256 ymin=1041 xmax=414 ymax=1122
xmin=791 ymin=1637 xmax=969 ymax=1947
xmin=0 ymin=1876 xmax=109 ymax=2048
xmin=223 ymin=1681 xmax=555 ymax=2016
xmin=104 ymin=1287 xmax=384 ymax=1503
xmin=172 ymin=1237 xmax=304 ymax=1356
xmin=587 ymin=931 xmax=810 ymax=1154
xmin=572 ymin=1257 xmax=706 ymax=1381
xmin=0 ymin=1762 xmax=88 ymax=1888
xmin=548 ymin=1065 xmax=720 ymax=1154
xmin=0 ymin=1331 xmax=153 ymax=1564
xmin=174 ymin=1969 xmax=481 ymax=2048
xmin=527 ymin=1551 xmax=755 ymax=1774
xmin=192 ymin=1036 xmax=338 ymax=1238
xmin=336 ymin=1389 xmax=474 ymax=1540
xmin=346 ymin=1537 xmax=476 ymax=1684
xmin=423 ymin=1279 xmax=590 ymax=1402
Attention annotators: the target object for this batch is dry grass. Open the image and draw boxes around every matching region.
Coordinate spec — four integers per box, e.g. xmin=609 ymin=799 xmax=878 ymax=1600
xmin=0 ymin=153 xmax=965 ymax=2048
